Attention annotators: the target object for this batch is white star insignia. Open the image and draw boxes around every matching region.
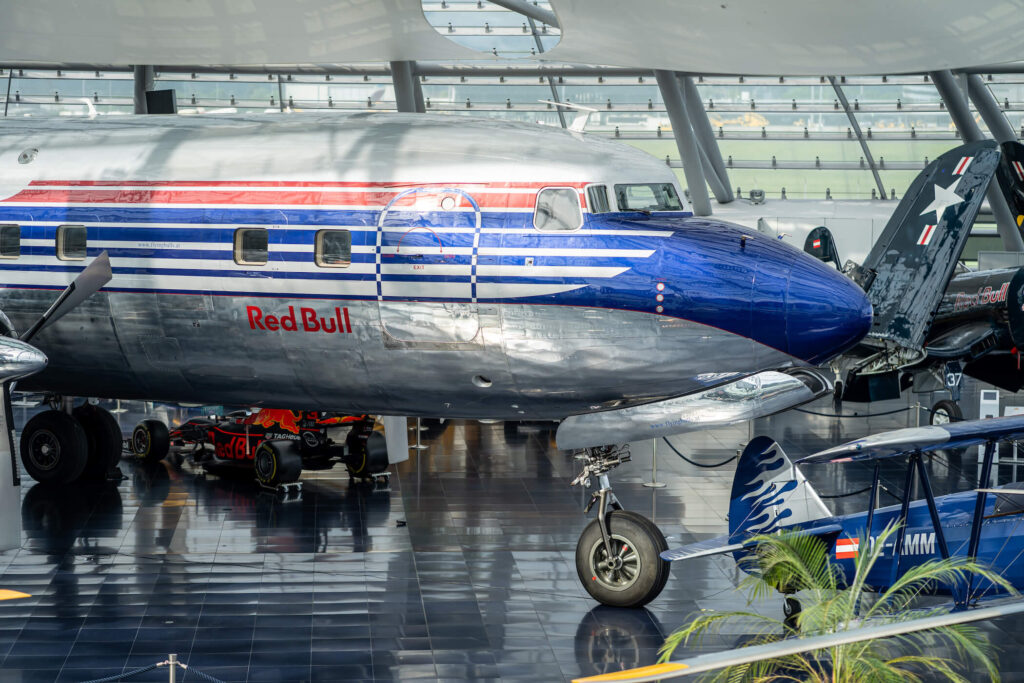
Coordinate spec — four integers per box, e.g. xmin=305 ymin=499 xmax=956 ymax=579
xmin=920 ymin=177 xmax=965 ymax=222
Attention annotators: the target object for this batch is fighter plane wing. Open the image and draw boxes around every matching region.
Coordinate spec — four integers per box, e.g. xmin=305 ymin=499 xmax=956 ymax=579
xmin=571 ymin=599 xmax=1024 ymax=682
xmin=796 ymin=413 xmax=1024 ymax=464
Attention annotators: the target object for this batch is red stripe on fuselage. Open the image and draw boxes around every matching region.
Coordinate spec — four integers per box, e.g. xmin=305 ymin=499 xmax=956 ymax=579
xmin=4 ymin=188 xmax=553 ymax=209
xmin=27 ymin=180 xmax=591 ymax=189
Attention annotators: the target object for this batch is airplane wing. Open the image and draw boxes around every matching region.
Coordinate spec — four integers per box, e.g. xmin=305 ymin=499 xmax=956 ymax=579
xmin=571 ymin=599 xmax=1024 ymax=682
xmin=661 ymin=524 xmax=842 ymax=562
xmin=796 ymin=414 xmax=1024 ymax=465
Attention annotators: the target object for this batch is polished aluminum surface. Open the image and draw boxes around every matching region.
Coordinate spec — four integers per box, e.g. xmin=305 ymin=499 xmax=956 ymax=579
xmin=555 ymin=370 xmax=829 ymax=450
xmin=0 ymin=337 xmax=46 ymax=383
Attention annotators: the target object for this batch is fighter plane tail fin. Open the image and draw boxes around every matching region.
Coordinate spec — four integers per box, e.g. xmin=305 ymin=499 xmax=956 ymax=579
xmin=855 ymin=141 xmax=1000 ymax=358
xmin=728 ymin=436 xmax=830 ymax=542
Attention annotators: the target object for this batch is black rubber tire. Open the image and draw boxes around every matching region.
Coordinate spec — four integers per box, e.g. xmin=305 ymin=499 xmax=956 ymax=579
xmin=131 ymin=419 xmax=170 ymax=463
xmin=254 ymin=439 xmax=303 ymax=487
xmin=345 ymin=430 xmax=388 ymax=477
xmin=784 ymin=596 xmax=802 ymax=631
xmin=20 ymin=410 xmax=89 ymax=484
xmin=616 ymin=510 xmax=671 ymax=598
xmin=73 ymin=404 xmax=123 ymax=480
xmin=576 ymin=510 xmax=670 ymax=608
xmin=930 ymin=399 xmax=963 ymax=426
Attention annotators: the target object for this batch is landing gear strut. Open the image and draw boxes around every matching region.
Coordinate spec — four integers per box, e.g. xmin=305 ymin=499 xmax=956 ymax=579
xmin=572 ymin=445 xmax=669 ymax=608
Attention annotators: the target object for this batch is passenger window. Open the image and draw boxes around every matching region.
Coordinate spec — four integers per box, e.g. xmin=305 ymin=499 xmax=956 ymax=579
xmin=534 ymin=188 xmax=583 ymax=231
xmin=586 ymin=186 xmax=611 ymax=214
xmin=315 ymin=230 xmax=352 ymax=268
xmin=56 ymin=225 xmax=87 ymax=261
xmin=0 ymin=225 xmax=19 ymax=259
xmin=234 ymin=228 xmax=268 ymax=266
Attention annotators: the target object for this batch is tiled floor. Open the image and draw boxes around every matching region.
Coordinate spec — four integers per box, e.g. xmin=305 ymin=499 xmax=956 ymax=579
xmin=1 ymin=387 xmax=1024 ymax=681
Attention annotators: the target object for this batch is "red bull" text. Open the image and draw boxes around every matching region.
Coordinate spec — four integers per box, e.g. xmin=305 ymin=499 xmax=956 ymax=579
xmin=246 ymin=305 xmax=352 ymax=334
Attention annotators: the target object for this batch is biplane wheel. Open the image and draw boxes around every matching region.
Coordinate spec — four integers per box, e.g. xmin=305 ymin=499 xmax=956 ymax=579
xmin=576 ymin=510 xmax=669 ymax=608
xmin=783 ymin=596 xmax=801 ymax=630
xmin=930 ymin=399 xmax=963 ymax=426
xmin=254 ymin=439 xmax=302 ymax=487
xmin=132 ymin=420 xmax=170 ymax=463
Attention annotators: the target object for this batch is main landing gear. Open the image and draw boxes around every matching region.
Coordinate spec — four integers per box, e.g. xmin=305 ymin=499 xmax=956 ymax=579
xmin=20 ymin=400 xmax=123 ymax=484
xmin=572 ymin=445 xmax=669 ymax=608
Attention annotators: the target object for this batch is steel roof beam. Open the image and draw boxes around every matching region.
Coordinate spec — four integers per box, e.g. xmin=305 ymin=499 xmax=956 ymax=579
xmin=932 ymin=69 xmax=1024 ymax=251
xmin=486 ymin=0 xmax=559 ymax=29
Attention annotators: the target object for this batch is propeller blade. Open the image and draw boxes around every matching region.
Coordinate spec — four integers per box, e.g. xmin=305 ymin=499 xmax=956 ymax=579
xmin=21 ymin=251 xmax=112 ymax=344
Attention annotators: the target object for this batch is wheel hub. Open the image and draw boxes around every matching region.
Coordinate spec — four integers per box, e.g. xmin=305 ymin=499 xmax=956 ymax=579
xmin=589 ymin=535 xmax=641 ymax=591
xmin=28 ymin=430 xmax=59 ymax=471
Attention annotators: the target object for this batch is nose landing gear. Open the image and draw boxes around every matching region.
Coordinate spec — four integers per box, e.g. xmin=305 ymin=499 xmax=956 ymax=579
xmin=572 ymin=445 xmax=669 ymax=608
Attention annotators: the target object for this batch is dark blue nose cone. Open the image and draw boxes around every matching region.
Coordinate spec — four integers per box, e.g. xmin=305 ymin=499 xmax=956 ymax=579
xmin=786 ymin=254 xmax=872 ymax=364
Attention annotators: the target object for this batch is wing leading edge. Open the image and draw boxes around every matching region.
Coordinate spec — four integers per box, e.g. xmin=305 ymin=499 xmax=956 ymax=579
xmin=796 ymin=413 xmax=1024 ymax=464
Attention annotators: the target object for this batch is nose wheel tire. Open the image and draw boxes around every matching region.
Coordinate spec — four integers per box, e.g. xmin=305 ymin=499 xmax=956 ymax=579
xmin=929 ymin=399 xmax=963 ymax=426
xmin=20 ymin=410 xmax=88 ymax=484
xmin=576 ymin=510 xmax=670 ymax=608
xmin=131 ymin=420 xmax=170 ymax=463
xmin=254 ymin=439 xmax=303 ymax=487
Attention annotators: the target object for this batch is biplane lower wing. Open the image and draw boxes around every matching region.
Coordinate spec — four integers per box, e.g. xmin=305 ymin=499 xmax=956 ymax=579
xmin=661 ymin=524 xmax=843 ymax=562
xmin=796 ymin=413 xmax=1024 ymax=464
xmin=572 ymin=599 xmax=1024 ymax=683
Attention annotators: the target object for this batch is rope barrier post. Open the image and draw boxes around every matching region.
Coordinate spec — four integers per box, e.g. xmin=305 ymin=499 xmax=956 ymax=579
xmin=642 ymin=439 xmax=666 ymax=488
xmin=411 ymin=417 xmax=428 ymax=451
xmin=168 ymin=654 xmax=177 ymax=683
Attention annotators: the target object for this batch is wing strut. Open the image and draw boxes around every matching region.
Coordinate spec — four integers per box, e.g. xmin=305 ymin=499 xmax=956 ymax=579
xmin=966 ymin=440 xmax=997 ymax=601
xmin=915 ymin=450 xmax=960 ymax=603
xmin=889 ymin=455 xmax=917 ymax=589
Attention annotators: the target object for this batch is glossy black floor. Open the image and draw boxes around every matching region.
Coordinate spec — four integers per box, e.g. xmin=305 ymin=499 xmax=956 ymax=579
xmin=2 ymin=388 xmax=1024 ymax=681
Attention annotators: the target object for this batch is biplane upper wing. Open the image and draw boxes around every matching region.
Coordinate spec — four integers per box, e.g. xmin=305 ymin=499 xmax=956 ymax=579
xmin=795 ymin=414 xmax=1024 ymax=465
xmin=571 ymin=599 xmax=1024 ymax=683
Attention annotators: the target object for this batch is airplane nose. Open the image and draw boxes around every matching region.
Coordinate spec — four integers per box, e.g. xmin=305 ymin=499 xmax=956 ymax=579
xmin=785 ymin=255 xmax=872 ymax=364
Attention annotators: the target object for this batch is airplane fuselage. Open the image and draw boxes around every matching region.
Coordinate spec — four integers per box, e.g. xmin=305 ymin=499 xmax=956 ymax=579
xmin=0 ymin=114 xmax=870 ymax=418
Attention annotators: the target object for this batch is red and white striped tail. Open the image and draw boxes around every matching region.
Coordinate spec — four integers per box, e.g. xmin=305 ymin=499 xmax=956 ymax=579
xmin=1013 ymin=160 xmax=1024 ymax=182
xmin=835 ymin=538 xmax=859 ymax=559
xmin=953 ymin=156 xmax=973 ymax=176
xmin=917 ymin=224 xmax=937 ymax=246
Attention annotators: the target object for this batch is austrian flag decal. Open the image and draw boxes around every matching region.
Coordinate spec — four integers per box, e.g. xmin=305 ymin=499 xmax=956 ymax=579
xmin=835 ymin=538 xmax=859 ymax=559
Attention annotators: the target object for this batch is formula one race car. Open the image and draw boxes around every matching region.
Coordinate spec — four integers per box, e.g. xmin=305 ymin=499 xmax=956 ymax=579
xmin=128 ymin=409 xmax=389 ymax=487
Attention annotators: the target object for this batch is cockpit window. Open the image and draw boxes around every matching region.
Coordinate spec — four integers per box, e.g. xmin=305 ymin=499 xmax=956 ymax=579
xmin=614 ymin=183 xmax=683 ymax=212
xmin=534 ymin=188 xmax=583 ymax=231
xmin=586 ymin=185 xmax=611 ymax=214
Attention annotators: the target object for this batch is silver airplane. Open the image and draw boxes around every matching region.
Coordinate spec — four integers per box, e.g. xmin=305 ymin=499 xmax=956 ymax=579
xmin=0 ymin=112 xmax=872 ymax=606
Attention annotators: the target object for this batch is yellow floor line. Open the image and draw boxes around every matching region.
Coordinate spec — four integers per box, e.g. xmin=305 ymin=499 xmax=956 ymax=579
xmin=0 ymin=589 xmax=31 ymax=601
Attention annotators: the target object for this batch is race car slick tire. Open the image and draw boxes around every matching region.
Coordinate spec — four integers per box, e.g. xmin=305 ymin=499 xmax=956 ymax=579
xmin=73 ymin=404 xmax=123 ymax=480
xmin=20 ymin=410 xmax=89 ymax=484
xmin=576 ymin=510 xmax=669 ymax=608
xmin=930 ymin=399 xmax=963 ymax=425
xmin=345 ymin=430 xmax=388 ymax=478
xmin=132 ymin=419 xmax=170 ymax=463
xmin=254 ymin=439 xmax=302 ymax=487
